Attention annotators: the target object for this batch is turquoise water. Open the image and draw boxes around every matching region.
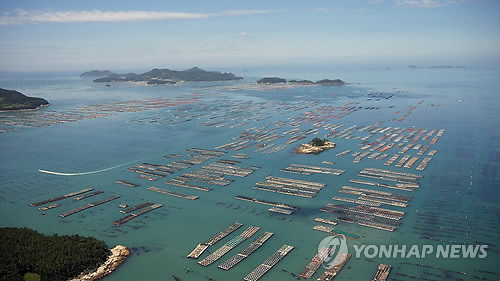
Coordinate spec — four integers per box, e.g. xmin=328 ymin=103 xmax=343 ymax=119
xmin=1 ymin=66 xmax=499 ymax=281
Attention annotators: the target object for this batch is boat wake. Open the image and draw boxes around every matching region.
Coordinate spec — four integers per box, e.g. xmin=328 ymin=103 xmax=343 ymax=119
xmin=39 ymin=161 xmax=137 ymax=176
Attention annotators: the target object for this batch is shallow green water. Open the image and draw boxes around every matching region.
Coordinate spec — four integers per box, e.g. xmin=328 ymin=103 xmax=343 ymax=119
xmin=1 ymin=66 xmax=499 ymax=281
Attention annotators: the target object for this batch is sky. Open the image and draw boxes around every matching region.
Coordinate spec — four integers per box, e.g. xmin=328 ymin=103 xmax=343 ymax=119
xmin=0 ymin=0 xmax=499 ymax=72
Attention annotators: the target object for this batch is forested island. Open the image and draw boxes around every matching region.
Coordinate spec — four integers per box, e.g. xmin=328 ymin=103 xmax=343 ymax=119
xmin=257 ymin=77 xmax=346 ymax=85
xmin=80 ymin=70 xmax=115 ymax=77
xmin=90 ymin=67 xmax=242 ymax=84
xmin=0 ymin=88 xmax=49 ymax=111
xmin=0 ymin=227 xmax=121 ymax=281
xmin=296 ymin=137 xmax=336 ymax=154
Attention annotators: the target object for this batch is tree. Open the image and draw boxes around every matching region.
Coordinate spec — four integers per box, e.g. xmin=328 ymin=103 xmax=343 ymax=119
xmin=310 ymin=137 xmax=325 ymax=146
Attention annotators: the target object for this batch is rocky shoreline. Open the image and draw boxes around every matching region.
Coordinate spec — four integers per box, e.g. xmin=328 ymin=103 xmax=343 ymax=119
xmin=70 ymin=245 xmax=130 ymax=281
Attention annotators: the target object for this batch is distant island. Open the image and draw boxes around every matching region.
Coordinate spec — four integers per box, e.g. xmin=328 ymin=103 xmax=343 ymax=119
xmin=257 ymin=77 xmax=347 ymax=86
xmin=296 ymin=137 xmax=336 ymax=154
xmin=80 ymin=70 xmax=115 ymax=77
xmin=408 ymin=65 xmax=466 ymax=69
xmin=0 ymin=88 xmax=49 ymax=111
xmin=0 ymin=227 xmax=129 ymax=281
xmin=91 ymin=67 xmax=243 ymax=84
xmin=257 ymin=77 xmax=287 ymax=84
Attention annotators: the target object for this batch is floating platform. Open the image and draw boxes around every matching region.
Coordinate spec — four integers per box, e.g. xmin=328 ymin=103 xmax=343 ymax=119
xmin=313 ymin=225 xmax=334 ymax=233
xmin=416 ymin=157 xmax=432 ymax=171
xmin=281 ymin=164 xmax=344 ymax=176
xmin=187 ymin=222 xmax=243 ymax=259
xmin=115 ymin=180 xmax=140 ymax=187
xmin=113 ymin=203 xmax=162 ymax=226
xmin=198 ymin=226 xmax=260 ymax=266
xmin=234 ymin=195 xmax=299 ymax=210
xmin=58 ymin=195 xmax=120 ymax=218
xmin=336 ymin=150 xmax=351 ymax=157
xmin=243 ymin=245 xmax=294 ymax=281
xmin=268 ymin=207 xmax=294 ymax=215
xmin=120 ymin=202 xmax=154 ymax=213
xmin=314 ymin=218 xmax=338 ymax=226
xmin=299 ymin=247 xmax=331 ymax=278
xmin=147 ymin=186 xmax=199 ymax=200
xmin=254 ymin=186 xmax=315 ymax=198
xmin=218 ymin=232 xmax=273 ymax=271
xmin=164 ymin=180 xmax=213 ymax=192
xmin=74 ymin=190 xmax=104 ymax=200
xmin=30 ymin=188 xmax=94 ymax=207
xmin=317 ymin=253 xmax=351 ymax=281
xmin=39 ymin=203 xmax=60 ymax=211
xmin=384 ymin=154 xmax=400 ymax=166
xmin=371 ymin=264 xmax=392 ymax=281
xmin=358 ymin=220 xmax=396 ymax=232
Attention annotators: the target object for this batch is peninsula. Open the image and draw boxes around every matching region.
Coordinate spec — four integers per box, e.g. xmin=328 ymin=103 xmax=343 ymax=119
xmin=92 ymin=67 xmax=242 ymax=84
xmin=257 ymin=77 xmax=347 ymax=86
xmin=0 ymin=88 xmax=49 ymax=111
xmin=296 ymin=137 xmax=336 ymax=154
xmin=0 ymin=227 xmax=128 ymax=281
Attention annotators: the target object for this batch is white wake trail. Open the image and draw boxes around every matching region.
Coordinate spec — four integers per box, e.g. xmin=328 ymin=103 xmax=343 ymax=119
xmin=39 ymin=161 xmax=137 ymax=176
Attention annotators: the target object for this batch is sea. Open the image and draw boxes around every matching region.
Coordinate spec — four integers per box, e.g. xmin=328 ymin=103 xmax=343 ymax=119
xmin=0 ymin=65 xmax=499 ymax=281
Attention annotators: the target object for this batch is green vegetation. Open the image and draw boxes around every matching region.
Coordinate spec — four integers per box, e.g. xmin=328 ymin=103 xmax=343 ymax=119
xmin=309 ymin=137 xmax=329 ymax=147
xmin=0 ymin=227 xmax=110 ymax=281
xmin=80 ymin=70 xmax=115 ymax=77
xmin=0 ymin=88 xmax=49 ymax=111
xmin=23 ymin=273 xmax=40 ymax=281
xmin=256 ymin=77 xmax=346 ymax=85
xmin=289 ymin=79 xmax=314 ymax=84
xmin=146 ymin=79 xmax=177 ymax=85
xmin=315 ymin=79 xmax=346 ymax=85
xmin=257 ymin=77 xmax=287 ymax=84
xmin=93 ymin=67 xmax=243 ymax=83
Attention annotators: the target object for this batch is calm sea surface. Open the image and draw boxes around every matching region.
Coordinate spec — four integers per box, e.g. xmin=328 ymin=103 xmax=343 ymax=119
xmin=1 ymin=66 xmax=499 ymax=281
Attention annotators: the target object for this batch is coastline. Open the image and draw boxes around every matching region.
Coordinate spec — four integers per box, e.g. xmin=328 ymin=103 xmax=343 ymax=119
xmin=0 ymin=103 xmax=50 ymax=113
xmin=70 ymin=245 xmax=130 ymax=281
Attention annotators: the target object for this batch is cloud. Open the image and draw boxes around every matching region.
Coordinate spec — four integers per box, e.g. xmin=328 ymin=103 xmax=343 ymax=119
xmin=0 ymin=9 xmax=270 ymax=25
xmin=221 ymin=9 xmax=270 ymax=16
xmin=393 ymin=0 xmax=457 ymax=8
xmin=239 ymin=31 xmax=248 ymax=37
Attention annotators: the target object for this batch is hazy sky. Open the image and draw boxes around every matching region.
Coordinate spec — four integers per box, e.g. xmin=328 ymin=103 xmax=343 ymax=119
xmin=0 ymin=0 xmax=498 ymax=72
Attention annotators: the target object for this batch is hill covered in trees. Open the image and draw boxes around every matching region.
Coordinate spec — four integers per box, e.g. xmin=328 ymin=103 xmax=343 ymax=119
xmin=256 ymin=77 xmax=346 ymax=85
xmin=0 ymin=227 xmax=110 ymax=281
xmin=92 ymin=67 xmax=243 ymax=83
xmin=80 ymin=70 xmax=115 ymax=77
xmin=0 ymin=88 xmax=49 ymax=111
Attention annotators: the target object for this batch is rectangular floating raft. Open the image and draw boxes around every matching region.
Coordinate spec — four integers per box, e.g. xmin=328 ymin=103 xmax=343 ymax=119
xmin=243 ymin=244 xmax=294 ymax=281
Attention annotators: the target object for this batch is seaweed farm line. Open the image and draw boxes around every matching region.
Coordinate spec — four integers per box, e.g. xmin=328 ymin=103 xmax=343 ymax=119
xmin=59 ymin=195 xmax=120 ymax=218
xmin=29 ymin=188 xmax=94 ymax=207
xmin=113 ymin=203 xmax=162 ymax=226
xmin=198 ymin=226 xmax=260 ymax=266
xmin=243 ymin=245 xmax=294 ymax=281
xmin=218 ymin=232 xmax=273 ymax=271
xmin=187 ymin=222 xmax=243 ymax=259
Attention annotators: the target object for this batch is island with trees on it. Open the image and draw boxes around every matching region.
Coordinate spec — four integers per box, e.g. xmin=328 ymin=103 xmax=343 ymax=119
xmin=0 ymin=88 xmax=49 ymax=111
xmin=257 ymin=77 xmax=287 ymax=84
xmin=0 ymin=227 xmax=129 ymax=281
xmin=257 ymin=77 xmax=347 ymax=86
xmin=296 ymin=137 xmax=336 ymax=154
xmin=80 ymin=70 xmax=115 ymax=77
xmin=89 ymin=67 xmax=243 ymax=84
